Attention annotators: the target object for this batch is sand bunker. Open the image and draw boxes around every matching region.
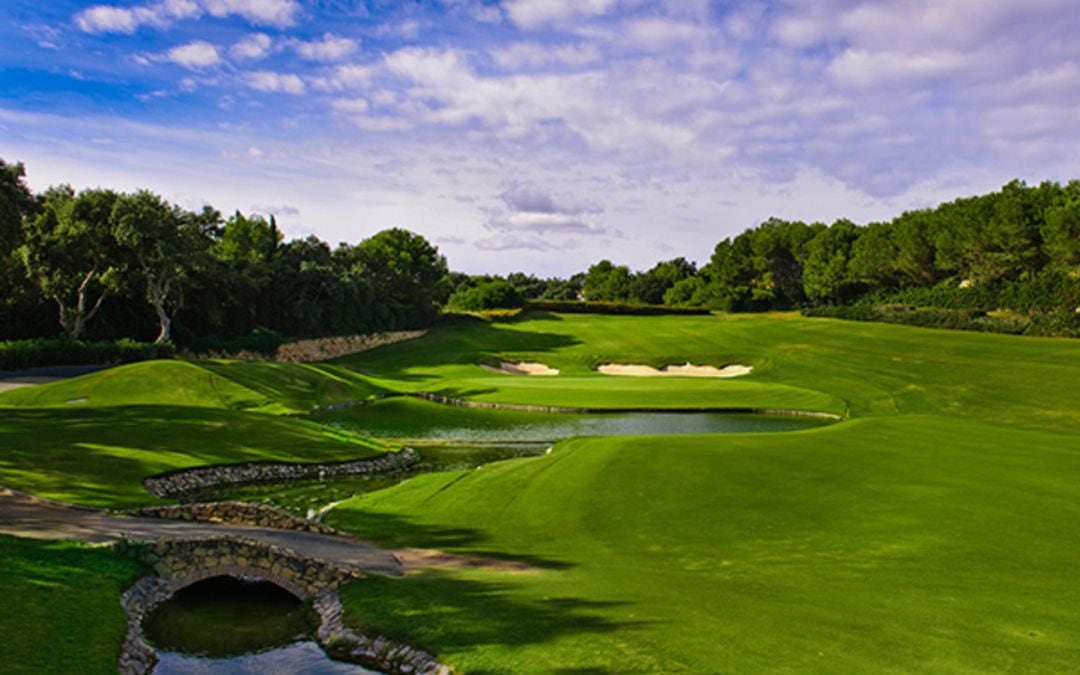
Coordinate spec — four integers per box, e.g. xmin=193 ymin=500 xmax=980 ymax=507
xmin=482 ymin=361 xmax=560 ymax=376
xmin=597 ymin=362 xmax=752 ymax=378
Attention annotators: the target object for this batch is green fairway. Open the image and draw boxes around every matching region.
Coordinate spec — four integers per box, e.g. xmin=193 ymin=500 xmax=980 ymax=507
xmin=1 ymin=312 xmax=1078 ymax=672
xmin=0 ymin=535 xmax=145 ymax=675
xmin=0 ymin=406 xmax=390 ymax=507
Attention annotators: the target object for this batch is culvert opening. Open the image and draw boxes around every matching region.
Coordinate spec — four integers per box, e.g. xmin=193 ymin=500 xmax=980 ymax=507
xmin=144 ymin=575 xmax=316 ymax=659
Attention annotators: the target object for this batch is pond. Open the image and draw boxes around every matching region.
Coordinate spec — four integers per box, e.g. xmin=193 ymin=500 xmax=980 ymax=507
xmin=145 ymin=577 xmax=378 ymax=675
xmin=315 ymin=397 xmax=829 ymax=444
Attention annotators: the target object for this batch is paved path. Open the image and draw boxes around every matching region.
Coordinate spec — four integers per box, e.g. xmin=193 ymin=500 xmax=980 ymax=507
xmin=0 ymin=488 xmax=403 ymax=576
xmin=0 ymin=365 xmax=110 ymax=392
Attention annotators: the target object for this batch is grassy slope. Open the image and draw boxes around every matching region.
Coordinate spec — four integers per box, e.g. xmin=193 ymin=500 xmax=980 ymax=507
xmin=340 ymin=313 xmax=1079 ymax=428
xmin=0 ymin=359 xmax=385 ymax=414
xmin=0 ymin=406 xmax=390 ymax=507
xmin=322 ymin=313 xmax=1080 ymax=673
xmin=0 ymin=535 xmax=144 ymax=674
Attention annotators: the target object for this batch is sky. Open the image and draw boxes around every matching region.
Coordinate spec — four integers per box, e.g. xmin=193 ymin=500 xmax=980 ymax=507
xmin=1 ymin=0 xmax=1078 ymax=276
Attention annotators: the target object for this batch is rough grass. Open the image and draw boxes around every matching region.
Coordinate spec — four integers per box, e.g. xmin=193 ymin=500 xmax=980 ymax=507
xmin=0 ymin=535 xmax=145 ymax=675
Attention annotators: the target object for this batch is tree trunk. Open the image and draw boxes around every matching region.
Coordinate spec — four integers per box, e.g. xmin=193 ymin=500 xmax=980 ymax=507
xmin=153 ymin=301 xmax=171 ymax=344
xmin=149 ymin=274 xmax=172 ymax=344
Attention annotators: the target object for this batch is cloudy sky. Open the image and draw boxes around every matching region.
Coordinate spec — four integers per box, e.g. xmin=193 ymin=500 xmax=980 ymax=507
xmin=2 ymin=0 xmax=1078 ymax=275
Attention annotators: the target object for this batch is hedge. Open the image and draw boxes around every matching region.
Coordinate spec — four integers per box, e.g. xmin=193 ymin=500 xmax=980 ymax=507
xmin=0 ymin=339 xmax=175 ymax=371
xmin=526 ymin=300 xmax=711 ymax=316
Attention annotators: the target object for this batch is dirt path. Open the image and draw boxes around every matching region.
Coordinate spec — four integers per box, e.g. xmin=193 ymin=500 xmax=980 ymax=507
xmin=0 ymin=488 xmax=404 ymax=576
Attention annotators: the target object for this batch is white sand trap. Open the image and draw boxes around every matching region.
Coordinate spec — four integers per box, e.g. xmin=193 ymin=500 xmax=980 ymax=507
xmin=597 ymin=362 xmax=752 ymax=378
xmin=481 ymin=361 xmax=560 ymax=376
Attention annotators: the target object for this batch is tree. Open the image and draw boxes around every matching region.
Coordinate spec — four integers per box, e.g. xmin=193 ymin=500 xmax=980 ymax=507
xmin=448 ymin=280 xmax=524 ymax=311
xmin=803 ymin=219 xmax=863 ymax=304
xmin=111 ymin=190 xmax=206 ymax=343
xmin=582 ymin=260 xmax=633 ymax=301
xmin=356 ymin=228 xmax=449 ymax=327
xmin=19 ymin=187 xmax=123 ymax=339
xmin=1 ymin=159 xmax=34 ymax=252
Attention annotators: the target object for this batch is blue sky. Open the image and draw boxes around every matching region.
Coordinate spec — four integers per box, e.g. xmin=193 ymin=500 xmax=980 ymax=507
xmin=2 ymin=0 xmax=1078 ymax=275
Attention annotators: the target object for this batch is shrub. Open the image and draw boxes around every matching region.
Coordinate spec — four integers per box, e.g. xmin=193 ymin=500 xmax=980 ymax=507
xmin=526 ymin=300 xmax=711 ymax=316
xmin=448 ymin=281 xmax=525 ymax=311
xmin=0 ymin=338 xmax=175 ymax=371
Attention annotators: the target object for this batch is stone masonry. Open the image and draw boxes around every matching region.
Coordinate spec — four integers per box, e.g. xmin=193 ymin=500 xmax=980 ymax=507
xmin=143 ymin=448 xmax=418 ymax=499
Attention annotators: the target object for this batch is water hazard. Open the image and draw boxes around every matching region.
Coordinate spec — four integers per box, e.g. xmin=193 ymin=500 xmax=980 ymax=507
xmin=318 ymin=398 xmax=829 ymax=444
xmin=145 ymin=577 xmax=378 ymax=674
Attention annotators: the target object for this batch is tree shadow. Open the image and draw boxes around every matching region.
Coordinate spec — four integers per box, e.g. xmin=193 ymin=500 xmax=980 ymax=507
xmin=340 ymin=570 xmax=651 ymax=671
xmin=0 ymin=405 xmax=390 ymax=508
xmin=332 ymin=320 xmax=580 ymax=376
xmin=326 ymin=511 xmax=573 ymax=572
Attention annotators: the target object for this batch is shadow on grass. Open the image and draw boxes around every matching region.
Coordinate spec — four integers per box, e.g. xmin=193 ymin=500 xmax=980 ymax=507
xmin=330 ymin=510 xmax=574 ymax=571
xmin=333 ymin=321 xmax=581 ymax=377
xmin=342 ymin=570 xmax=648 ymax=671
xmin=0 ymin=406 xmax=386 ymax=507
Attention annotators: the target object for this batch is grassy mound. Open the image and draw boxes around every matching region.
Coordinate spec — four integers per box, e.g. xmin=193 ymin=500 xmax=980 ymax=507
xmin=0 ymin=406 xmax=391 ymax=507
xmin=0 ymin=359 xmax=386 ymax=414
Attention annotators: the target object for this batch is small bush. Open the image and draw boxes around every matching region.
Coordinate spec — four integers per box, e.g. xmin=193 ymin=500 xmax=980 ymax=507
xmin=184 ymin=327 xmax=286 ymax=357
xmin=448 ymin=281 xmax=525 ymax=311
xmin=526 ymin=300 xmax=711 ymax=316
xmin=0 ymin=338 xmax=175 ymax=371
xmin=798 ymin=304 xmax=1080 ymax=337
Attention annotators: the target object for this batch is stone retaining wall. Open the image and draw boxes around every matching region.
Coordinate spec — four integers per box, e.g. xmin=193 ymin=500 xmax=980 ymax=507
xmin=143 ymin=448 xmax=418 ymax=499
xmin=191 ymin=330 xmax=426 ymax=363
xmin=315 ymin=590 xmax=451 ymax=675
xmin=131 ymin=501 xmax=342 ymax=535
xmin=275 ymin=331 xmax=427 ymax=363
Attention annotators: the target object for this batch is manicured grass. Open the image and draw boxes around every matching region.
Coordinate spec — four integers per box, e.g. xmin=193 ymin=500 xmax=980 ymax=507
xmin=0 ymin=359 xmax=386 ymax=415
xmin=329 ymin=416 xmax=1080 ymax=673
xmin=0 ymin=406 xmax=392 ymax=507
xmin=2 ymin=312 xmax=1079 ymax=672
xmin=0 ymin=535 xmax=145 ymax=675
xmin=339 ymin=312 xmax=1080 ymax=428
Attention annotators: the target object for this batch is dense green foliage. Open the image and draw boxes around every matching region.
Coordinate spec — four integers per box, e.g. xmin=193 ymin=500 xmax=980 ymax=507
xmin=525 ymin=300 xmax=710 ymax=315
xmin=447 ymin=280 xmax=525 ymax=311
xmin=0 ymin=338 xmax=175 ymax=371
xmin=0 ymin=535 xmax=145 ymax=674
xmin=0 ymin=158 xmax=450 ymax=347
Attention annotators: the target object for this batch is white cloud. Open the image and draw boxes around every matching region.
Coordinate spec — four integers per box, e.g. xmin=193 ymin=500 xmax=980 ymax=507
xmin=489 ymin=42 xmax=602 ymax=69
xmin=167 ymin=40 xmax=221 ymax=69
xmin=291 ymin=33 xmax=360 ymax=62
xmin=331 ymin=97 xmax=370 ymax=114
xmin=502 ymin=0 xmax=619 ymax=29
xmin=623 ymin=17 xmax=703 ymax=50
xmin=246 ymin=70 xmax=306 ymax=94
xmin=74 ymin=0 xmax=298 ymax=34
xmin=230 ymin=33 xmax=272 ymax=60
xmin=201 ymin=0 xmax=301 ymax=27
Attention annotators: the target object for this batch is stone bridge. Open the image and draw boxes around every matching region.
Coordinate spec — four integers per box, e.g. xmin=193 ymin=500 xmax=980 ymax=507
xmin=128 ymin=535 xmax=363 ymax=598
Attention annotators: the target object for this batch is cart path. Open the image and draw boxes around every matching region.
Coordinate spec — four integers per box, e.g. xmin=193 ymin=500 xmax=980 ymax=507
xmin=0 ymin=488 xmax=404 ymax=576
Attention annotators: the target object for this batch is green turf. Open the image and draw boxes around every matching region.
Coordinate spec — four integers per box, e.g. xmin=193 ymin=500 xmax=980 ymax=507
xmin=0 ymin=406 xmax=391 ymax=507
xmin=0 ymin=359 xmax=386 ymax=415
xmin=2 ymin=312 xmax=1079 ymax=673
xmin=0 ymin=535 xmax=145 ymax=675
xmin=330 ymin=416 xmax=1080 ymax=673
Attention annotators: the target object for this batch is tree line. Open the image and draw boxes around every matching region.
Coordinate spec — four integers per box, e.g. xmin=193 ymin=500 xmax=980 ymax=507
xmin=451 ymin=180 xmax=1079 ymax=322
xmin=4 ymin=156 xmax=1077 ymax=345
xmin=1 ymin=159 xmax=449 ymax=346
